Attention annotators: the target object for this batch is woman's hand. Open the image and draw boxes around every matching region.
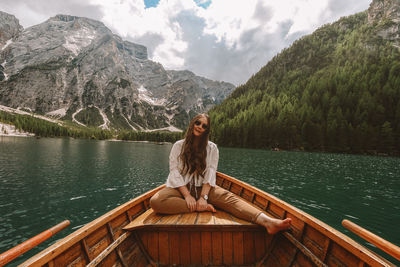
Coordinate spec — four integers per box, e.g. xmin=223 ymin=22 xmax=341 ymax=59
xmin=196 ymin=197 xmax=208 ymax=211
xmin=184 ymin=195 xmax=197 ymax=212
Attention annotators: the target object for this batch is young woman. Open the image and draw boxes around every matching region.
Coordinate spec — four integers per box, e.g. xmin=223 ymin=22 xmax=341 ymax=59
xmin=150 ymin=114 xmax=291 ymax=234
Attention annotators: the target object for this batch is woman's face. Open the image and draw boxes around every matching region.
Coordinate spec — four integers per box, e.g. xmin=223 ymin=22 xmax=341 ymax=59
xmin=193 ymin=116 xmax=208 ymax=137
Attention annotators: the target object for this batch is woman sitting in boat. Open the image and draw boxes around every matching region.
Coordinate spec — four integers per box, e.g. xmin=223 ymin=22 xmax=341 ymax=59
xmin=150 ymin=113 xmax=291 ymax=234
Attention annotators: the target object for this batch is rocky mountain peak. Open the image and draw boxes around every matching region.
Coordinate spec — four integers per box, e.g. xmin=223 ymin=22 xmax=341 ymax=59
xmin=53 ymin=14 xmax=80 ymax=23
xmin=0 ymin=11 xmax=23 ymax=47
xmin=0 ymin=12 xmax=234 ymax=131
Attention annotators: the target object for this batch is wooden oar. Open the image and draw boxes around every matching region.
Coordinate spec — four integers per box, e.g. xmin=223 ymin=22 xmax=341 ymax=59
xmin=0 ymin=220 xmax=70 ymax=266
xmin=342 ymin=219 xmax=400 ymax=261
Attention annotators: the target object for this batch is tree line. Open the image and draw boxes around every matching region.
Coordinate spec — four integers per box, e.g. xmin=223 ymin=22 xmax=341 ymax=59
xmin=209 ymin=11 xmax=400 ymax=155
xmin=0 ymin=110 xmax=183 ymax=142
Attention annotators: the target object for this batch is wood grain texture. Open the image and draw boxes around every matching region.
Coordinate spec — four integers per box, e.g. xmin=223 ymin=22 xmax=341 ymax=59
xmin=201 ymin=232 xmax=212 ymax=265
xmin=212 ymin=232 xmax=223 ymax=265
xmin=19 ymin=173 xmax=396 ymax=267
xmin=190 ymin=232 xmax=202 ymax=264
xmin=222 ymin=232 xmax=233 ymax=265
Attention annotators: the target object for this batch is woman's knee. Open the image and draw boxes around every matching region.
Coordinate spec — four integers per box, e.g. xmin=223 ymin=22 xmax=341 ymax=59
xmin=150 ymin=192 xmax=162 ymax=212
xmin=150 ymin=188 xmax=179 ymax=212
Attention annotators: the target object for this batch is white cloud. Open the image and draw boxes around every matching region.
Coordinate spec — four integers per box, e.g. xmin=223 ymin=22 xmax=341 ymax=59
xmin=1 ymin=0 xmax=372 ymax=85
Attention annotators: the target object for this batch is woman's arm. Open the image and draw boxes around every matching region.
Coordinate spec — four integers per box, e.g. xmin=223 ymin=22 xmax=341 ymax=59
xmin=202 ymin=144 xmax=219 ymax=186
xmin=178 ymin=185 xmax=196 ymax=212
xmin=165 ymin=141 xmax=186 ymax=188
xmin=196 ymin=183 xmax=211 ymax=211
xmin=200 ymin=183 xmax=211 ymax=198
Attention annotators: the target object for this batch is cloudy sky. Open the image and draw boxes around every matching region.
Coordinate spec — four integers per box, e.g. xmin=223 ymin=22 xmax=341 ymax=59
xmin=1 ymin=0 xmax=371 ymax=85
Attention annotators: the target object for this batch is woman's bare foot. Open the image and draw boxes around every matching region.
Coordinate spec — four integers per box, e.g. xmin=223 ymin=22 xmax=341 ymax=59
xmin=196 ymin=203 xmax=216 ymax=212
xmin=206 ymin=204 xmax=216 ymax=212
xmin=256 ymin=213 xmax=292 ymax=234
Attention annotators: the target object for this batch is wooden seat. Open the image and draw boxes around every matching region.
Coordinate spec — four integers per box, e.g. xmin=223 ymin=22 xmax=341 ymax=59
xmin=123 ymin=208 xmax=261 ymax=231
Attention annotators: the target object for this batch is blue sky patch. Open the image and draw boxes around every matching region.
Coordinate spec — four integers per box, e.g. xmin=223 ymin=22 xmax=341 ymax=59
xmin=144 ymin=0 xmax=160 ymax=8
xmin=144 ymin=0 xmax=211 ymax=9
xmin=194 ymin=0 xmax=211 ymax=9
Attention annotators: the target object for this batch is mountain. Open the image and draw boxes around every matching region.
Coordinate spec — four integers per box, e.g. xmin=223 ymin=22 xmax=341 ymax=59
xmin=209 ymin=0 xmax=400 ymax=155
xmin=0 ymin=12 xmax=234 ymax=131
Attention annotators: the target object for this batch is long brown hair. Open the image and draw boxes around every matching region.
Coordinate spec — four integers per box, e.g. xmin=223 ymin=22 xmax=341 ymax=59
xmin=180 ymin=114 xmax=211 ymax=177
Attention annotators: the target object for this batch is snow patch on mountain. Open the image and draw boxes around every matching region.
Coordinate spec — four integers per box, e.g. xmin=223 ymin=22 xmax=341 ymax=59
xmin=63 ymin=28 xmax=96 ymax=56
xmin=1 ymin=39 xmax=12 ymax=51
xmin=47 ymin=107 xmax=67 ymax=118
xmin=138 ymin=85 xmax=166 ymax=106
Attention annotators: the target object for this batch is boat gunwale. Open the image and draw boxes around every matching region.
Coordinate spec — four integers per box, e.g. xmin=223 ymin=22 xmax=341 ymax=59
xmin=19 ymin=184 xmax=165 ymax=267
xmin=217 ymin=172 xmax=394 ymax=266
xmin=20 ymin=172 xmax=394 ymax=266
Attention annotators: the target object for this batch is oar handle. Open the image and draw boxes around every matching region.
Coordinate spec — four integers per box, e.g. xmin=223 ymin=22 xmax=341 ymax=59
xmin=0 ymin=220 xmax=70 ymax=266
xmin=342 ymin=219 xmax=400 ymax=261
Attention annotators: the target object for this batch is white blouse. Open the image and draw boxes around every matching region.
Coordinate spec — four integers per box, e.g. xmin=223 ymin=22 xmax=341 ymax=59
xmin=166 ymin=139 xmax=219 ymax=188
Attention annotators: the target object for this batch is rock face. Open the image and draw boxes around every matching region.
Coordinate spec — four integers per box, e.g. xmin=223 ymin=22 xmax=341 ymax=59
xmin=368 ymin=0 xmax=400 ymax=43
xmin=0 ymin=11 xmax=23 ymax=46
xmin=0 ymin=12 xmax=234 ymax=130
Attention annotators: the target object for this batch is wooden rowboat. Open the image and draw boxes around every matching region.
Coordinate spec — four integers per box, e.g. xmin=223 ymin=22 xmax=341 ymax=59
xmin=15 ymin=172 xmax=398 ymax=266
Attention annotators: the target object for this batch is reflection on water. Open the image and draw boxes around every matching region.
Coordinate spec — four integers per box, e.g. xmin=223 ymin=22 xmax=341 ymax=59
xmin=0 ymin=136 xmax=399 ymax=265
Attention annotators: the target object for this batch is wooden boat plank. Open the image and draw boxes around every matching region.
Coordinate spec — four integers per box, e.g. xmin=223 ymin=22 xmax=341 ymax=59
xmin=146 ymin=231 xmax=158 ymax=262
xmin=118 ymin=235 xmax=136 ymax=265
xmin=138 ymin=231 xmax=148 ymax=253
xmin=214 ymin=210 xmax=234 ymax=225
xmin=276 ymin=234 xmax=298 ymax=266
xmin=230 ymin=214 xmax=254 ymax=225
xmin=176 ymin=212 xmax=198 ymax=224
xmin=197 ymin=212 xmax=214 ymax=225
xmin=169 ymin=232 xmax=180 ymax=264
xmin=126 ymin=204 xmax=145 ymax=221
xmin=294 ymin=252 xmax=315 ymax=267
xmin=212 ymin=231 xmax=223 ymax=265
xmin=254 ymin=195 xmax=268 ymax=209
xmin=99 ymin=250 xmax=119 ymax=267
xmin=327 ymin=242 xmax=362 ymax=267
xmin=135 ymin=255 xmax=149 ymax=267
xmin=86 ymin=232 xmax=131 ymax=267
xmin=230 ymin=183 xmax=242 ymax=195
xmin=241 ymin=188 xmax=255 ymax=202
xmin=86 ymin=226 xmax=109 ymax=250
xmin=52 ymin=242 xmax=84 ymax=267
xmin=108 ymin=224 xmax=129 ymax=267
xmin=158 ymin=232 xmax=169 ymax=265
xmin=303 ymin=228 xmax=326 ymax=259
xmin=81 ymin=238 xmax=92 ymax=262
xmin=126 ymin=245 xmax=145 ymax=266
xmin=244 ymin=231 xmax=255 ymax=264
xmin=267 ymin=201 xmax=286 ymax=219
xmin=88 ymin=235 xmax=111 ymax=260
xmin=287 ymin=212 xmax=306 ymax=239
xmin=158 ymin=214 xmax=182 ymax=225
xmin=190 ymin=232 xmax=202 ymax=264
xmin=222 ymin=231 xmax=233 ymax=265
xmin=123 ymin=209 xmax=157 ymax=230
xmin=201 ymin=232 xmax=212 ymax=265
xmin=110 ymin=213 xmax=128 ymax=232
xmin=254 ymin=231 xmax=266 ymax=261
xmin=179 ymin=231 xmax=191 ymax=265
xmin=233 ymin=231 xmax=244 ymax=265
